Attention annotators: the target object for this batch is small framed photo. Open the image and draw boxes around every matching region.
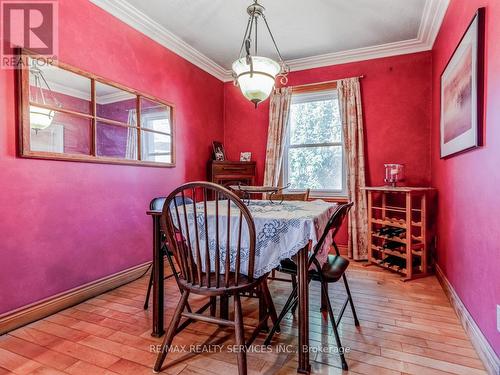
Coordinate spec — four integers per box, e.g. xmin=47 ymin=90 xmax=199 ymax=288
xmin=240 ymin=152 xmax=252 ymax=162
xmin=212 ymin=141 xmax=225 ymax=161
xmin=440 ymin=8 xmax=485 ymax=158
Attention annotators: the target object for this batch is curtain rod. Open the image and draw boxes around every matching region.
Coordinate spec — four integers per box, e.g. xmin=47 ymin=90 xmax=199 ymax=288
xmin=291 ymin=75 xmax=365 ymax=89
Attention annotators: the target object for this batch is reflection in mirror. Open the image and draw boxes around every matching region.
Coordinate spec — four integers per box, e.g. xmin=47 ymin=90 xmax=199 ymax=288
xmin=21 ymin=54 xmax=174 ymax=166
xmin=28 ymin=57 xmax=92 ymax=118
xmin=30 ymin=111 xmax=91 ymax=155
xmin=140 ymin=98 xmax=171 ymax=134
xmin=95 ymin=81 xmax=136 ymax=124
xmin=96 ymin=122 xmax=138 ymax=160
xmin=141 ymin=130 xmax=172 ymax=163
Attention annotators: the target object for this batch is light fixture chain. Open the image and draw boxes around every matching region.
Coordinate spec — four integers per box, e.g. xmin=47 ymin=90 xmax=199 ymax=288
xmin=37 ymin=66 xmax=62 ymax=108
xmin=238 ymin=16 xmax=253 ymax=58
xmin=33 ymin=75 xmax=40 ymax=103
xmin=246 ymin=12 xmax=255 ymax=56
xmin=261 ymin=14 xmax=285 ymax=64
xmin=255 ymin=16 xmax=258 ymax=56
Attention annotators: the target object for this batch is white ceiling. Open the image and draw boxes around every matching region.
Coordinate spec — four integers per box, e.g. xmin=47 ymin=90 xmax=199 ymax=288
xmin=90 ymin=0 xmax=449 ymax=81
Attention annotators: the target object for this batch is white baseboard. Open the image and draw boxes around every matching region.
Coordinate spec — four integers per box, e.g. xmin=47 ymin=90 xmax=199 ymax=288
xmin=436 ymin=264 xmax=500 ymax=375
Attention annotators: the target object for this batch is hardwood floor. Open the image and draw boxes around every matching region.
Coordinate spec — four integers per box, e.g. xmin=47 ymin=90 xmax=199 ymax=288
xmin=0 ymin=262 xmax=487 ymax=375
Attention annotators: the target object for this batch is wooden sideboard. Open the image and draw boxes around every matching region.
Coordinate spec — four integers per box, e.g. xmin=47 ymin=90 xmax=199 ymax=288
xmin=208 ymin=160 xmax=256 ymax=188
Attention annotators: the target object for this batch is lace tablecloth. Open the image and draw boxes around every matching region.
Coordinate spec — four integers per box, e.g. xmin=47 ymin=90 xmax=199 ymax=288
xmin=174 ymin=199 xmax=337 ymax=278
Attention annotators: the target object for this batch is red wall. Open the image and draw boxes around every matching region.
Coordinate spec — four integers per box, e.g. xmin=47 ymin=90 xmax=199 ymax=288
xmin=224 ymin=52 xmax=433 ymax=245
xmin=0 ymin=0 xmax=224 ymax=314
xmin=431 ymin=0 xmax=500 ymax=355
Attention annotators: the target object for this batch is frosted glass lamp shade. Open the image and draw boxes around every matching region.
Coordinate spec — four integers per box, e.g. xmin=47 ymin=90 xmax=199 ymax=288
xmin=30 ymin=105 xmax=55 ymax=130
xmin=232 ymin=56 xmax=280 ymax=106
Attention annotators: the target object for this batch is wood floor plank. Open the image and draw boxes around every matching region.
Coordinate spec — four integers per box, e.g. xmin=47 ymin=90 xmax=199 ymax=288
xmin=26 ymin=320 xmax=90 ymax=342
xmin=0 ymin=262 xmax=487 ymax=375
xmin=29 ymin=366 xmax=68 ymax=375
xmin=0 ymin=347 xmax=44 ymax=374
xmin=11 ymin=327 xmax=122 ymax=369
xmin=381 ymin=348 xmax=487 ymax=375
xmin=0 ymin=335 xmax=78 ymax=371
xmin=400 ymin=343 xmax=484 ymax=369
xmin=64 ymin=360 xmax=119 ymax=375
xmin=108 ymin=358 xmax=185 ymax=375
xmin=78 ymin=335 xmax=156 ymax=365
xmin=424 ymin=340 xmax=479 ymax=359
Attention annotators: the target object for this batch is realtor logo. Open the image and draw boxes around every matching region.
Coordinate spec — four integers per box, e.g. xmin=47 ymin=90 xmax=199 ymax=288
xmin=1 ymin=0 xmax=58 ymax=68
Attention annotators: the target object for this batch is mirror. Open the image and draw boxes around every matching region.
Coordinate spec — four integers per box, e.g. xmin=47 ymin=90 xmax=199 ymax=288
xmin=95 ymin=81 xmax=136 ymax=124
xmin=96 ymin=121 xmax=137 ymax=160
xmin=21 ymin=53 xmax=174 ymax=166
xmin=140 ymin=97 xmax=172 ymax=163
xmin=29 ymin=57 xmax=92 ymax=116
xmin=28 ymin=58 xmax=92 ymax=155
xmin=141 ymin=131 xmax=172 ymax=163
xmin=140 ymin=97 xmax=171 ymax=133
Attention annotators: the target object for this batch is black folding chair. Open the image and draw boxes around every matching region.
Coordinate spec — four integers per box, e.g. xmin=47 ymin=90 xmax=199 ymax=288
xmin=264 ymin=202 xmax=360 ymax=371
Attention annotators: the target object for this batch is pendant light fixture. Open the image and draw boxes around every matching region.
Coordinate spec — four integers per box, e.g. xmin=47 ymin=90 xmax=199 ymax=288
xmin=29 ymin=64 xmax=60 ymax=131
xmin=232 ymin=0 xmax=289 ymax=108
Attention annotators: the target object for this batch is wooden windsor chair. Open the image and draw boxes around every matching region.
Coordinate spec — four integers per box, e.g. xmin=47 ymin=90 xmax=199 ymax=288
xmin=270 ymin=188 xmax=310 ymax=202
xmin=153 ymin=182 xmax=278 ymax=374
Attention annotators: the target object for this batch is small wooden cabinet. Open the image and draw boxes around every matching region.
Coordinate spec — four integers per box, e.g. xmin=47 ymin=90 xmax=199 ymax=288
xmin=208 ymin=160 xmax=256 ymax=188
xmin=362 ymin=186 xmax=435 ymax=281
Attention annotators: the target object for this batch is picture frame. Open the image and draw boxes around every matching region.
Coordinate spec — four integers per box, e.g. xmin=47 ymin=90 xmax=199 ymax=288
xmin=240 ymin=152 xmax=252 ymax=162
xmin=212 ymin=141 xmax=225 ymax=161
xmin=440 ymin=8 xmax=485 ymax=158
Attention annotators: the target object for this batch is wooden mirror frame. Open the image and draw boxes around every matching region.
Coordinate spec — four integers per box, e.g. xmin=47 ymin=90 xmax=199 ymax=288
xmin=17 ymin=49 xmax=176 ymax=167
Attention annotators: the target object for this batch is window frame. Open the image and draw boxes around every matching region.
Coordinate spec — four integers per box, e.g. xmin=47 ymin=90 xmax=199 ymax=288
xmin=17 ymin=49 xmax=176 ymax=168
xmin=283 ymin=83 xmax=347 ymax=198
xmin=141 ymin=111 xmax=173 ymax=162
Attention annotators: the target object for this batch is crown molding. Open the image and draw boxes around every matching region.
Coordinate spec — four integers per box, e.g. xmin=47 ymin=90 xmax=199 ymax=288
xmin=284 ymin=38 xmax=428 ymax=72
xmin=50 ymin=82 xmax=135 ymax=105
xmin=96 ymin=90 xmax=135 ymax=105
xmin=284 ymin=0 xmax=449 ymax=73
xmin=90 ymin=0 xmax=449 ymax=82
xmin=418 ymin=0 xmax=450 ymax=49
xmin=50 ymin=81 xmax=90 ymax=101
xmin=89 ymin=0 xmax=228 ymax=81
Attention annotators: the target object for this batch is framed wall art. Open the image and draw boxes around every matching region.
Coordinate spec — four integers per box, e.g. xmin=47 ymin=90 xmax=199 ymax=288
xmin=440 ymin=8 xmax=485 ymax=158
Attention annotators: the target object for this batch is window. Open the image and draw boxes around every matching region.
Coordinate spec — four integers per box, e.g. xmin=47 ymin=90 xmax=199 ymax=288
xmin=283 ymin=86 xmax=346 ymax=197
xmin=140 ymin=105 xmax=173 ymax=163
xmin=19 ymin=51 xmax=175 ymax=167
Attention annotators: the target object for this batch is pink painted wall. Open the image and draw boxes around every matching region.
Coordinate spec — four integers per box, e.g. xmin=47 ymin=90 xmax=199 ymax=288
xmin=224 ymin=52 xmax=433 ymax=245
xmin=0 ymin=0 xmax=223 ymax=314
xmin=431 ymin=0 xmax=500 ymax=355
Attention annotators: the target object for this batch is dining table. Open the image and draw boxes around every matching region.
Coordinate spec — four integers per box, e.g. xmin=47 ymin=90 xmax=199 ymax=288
xmin=147 ymin=198 xmax=338 ymax=374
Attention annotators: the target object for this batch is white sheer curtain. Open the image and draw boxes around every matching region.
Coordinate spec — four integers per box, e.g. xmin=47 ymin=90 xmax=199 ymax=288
xmin=263 ymin=87 xmax=293 ymax=187
xmin=337 ymin=77 xmax=368 ymax=260
xmin=125 ymin=109 xmax=137 ymax=160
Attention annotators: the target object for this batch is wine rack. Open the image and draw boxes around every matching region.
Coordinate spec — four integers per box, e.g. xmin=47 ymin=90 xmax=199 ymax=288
xmin=362 ymin=186 xmax=435 ymax=281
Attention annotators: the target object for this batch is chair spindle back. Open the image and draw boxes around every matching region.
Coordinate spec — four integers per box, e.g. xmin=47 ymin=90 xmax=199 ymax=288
xmin=161 ymin=182 xmax=257 ymax=290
